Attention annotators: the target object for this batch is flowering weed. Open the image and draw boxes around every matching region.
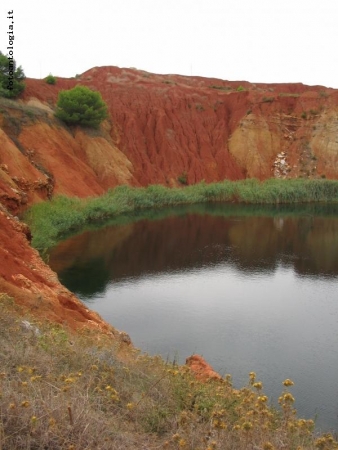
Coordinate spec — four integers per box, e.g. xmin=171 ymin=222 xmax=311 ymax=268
xmin=0 ymin=293 xmax=336 ymax=449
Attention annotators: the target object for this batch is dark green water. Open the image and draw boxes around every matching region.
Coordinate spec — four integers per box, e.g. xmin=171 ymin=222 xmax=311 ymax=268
xmin=48 ymin=203 xmax=338 ymax=433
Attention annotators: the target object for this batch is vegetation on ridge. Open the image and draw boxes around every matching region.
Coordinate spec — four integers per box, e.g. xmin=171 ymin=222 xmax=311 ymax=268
xmin=55 ymin=85 xmax=108 ymax=128
xmin=1 ymin=293 xmax=336 ymax=450
xmin=0 ymin=51 xmax=25 ymax=99
xmin=44 ymin=73 xmax=57 ymax=85
xmin=25 ymin=178 xmax=338 ymax=250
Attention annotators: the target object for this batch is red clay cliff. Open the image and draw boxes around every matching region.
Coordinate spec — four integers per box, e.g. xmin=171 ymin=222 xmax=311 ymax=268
xmin=1 ymin=66 xmax=338 ymax=331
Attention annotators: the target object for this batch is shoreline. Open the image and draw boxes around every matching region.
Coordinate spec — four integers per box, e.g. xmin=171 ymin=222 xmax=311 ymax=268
xmin=25 ymin=178 xmax=338 ymax=250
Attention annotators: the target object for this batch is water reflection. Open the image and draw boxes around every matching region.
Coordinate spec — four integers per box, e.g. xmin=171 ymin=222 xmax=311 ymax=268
xmin=49 ymin=204 xmax=338 ymax=293
xmin=48 ymin=204 xmax=338 ymax=432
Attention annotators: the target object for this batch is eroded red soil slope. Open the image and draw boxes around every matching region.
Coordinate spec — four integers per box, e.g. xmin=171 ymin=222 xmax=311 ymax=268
xmin=0 ymin=207 xmax=116 ymax=333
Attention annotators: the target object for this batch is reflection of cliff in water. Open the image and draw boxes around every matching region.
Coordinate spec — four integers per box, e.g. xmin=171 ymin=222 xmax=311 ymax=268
xmin=48 ymin=205 xmax=338 ymax=297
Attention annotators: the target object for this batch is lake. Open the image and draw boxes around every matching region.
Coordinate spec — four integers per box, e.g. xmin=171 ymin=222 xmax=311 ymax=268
xmin=47 ymin=203 xmax=338 ymax=433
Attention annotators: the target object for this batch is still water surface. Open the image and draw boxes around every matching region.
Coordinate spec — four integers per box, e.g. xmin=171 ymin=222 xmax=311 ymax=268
xmin=48 ymin=204 xmax=338 ymax=432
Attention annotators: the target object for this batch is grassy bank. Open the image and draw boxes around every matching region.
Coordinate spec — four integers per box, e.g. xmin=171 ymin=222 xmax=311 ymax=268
xmin=1 ymin=293 xmax=336 ymax=450
xmin=25 ymin=178 xmax=338 ymax=250
xmin=25 ymin=179 xmax=338 ymax=250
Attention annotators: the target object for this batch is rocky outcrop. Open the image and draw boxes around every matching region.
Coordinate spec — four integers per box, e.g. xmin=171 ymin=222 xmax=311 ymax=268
xmin=186 ymin=354 xmax=222 ymax=381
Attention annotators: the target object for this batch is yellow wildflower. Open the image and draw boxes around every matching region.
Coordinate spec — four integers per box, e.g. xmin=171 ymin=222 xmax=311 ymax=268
xmin=49 ymin=417 xmax=56 ymax=428
xmin=30 ymin=375 xmax=42 ymax=382
xmin=242 ymin=421 xmax=253 ymax=431
xmin=306 ymin=419 xmax=315 ymax=429
xmin=281 ymin=393 xmax=295 ymax=403
xmin=315 ymin=437 xmax=326 ymax=449
xmin=283 ymin=378 xmax=294 ymax=387
xmin=263 ymin=443 xmax=275 ymax=450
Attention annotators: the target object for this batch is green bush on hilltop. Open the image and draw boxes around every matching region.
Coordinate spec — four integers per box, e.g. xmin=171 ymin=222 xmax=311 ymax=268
xmin=0 ymin=51 xmax=25 ymax=98
xmin=44 ymin=73 xmax=57 ymax=85
xmin=55 ymin=85 xmax=108 ymax=128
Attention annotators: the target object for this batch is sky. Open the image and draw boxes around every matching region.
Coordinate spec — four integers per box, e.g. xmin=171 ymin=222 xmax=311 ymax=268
xmin=1 ymin=0 xmax=338 ymax=88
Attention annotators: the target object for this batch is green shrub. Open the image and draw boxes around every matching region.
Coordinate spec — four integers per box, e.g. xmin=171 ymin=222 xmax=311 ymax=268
xmin=262 ymin=96 xmax=274 ymax=103
xmin=25 ymin=109 xmax=36 ymax=119
xmin=162 ymin=80 xmax=175 ymax=85
xmin=279 ymin=93 xmax=300 ymax=98
xmin=237 ymin=85 xmax=245 ymax=92
xmin=0 ymin=51 xmax=25 ymax=98
xmin=177 ymin=172 xmax=188 ymax=185
xmin=209 ymin=85 xmax=231 ymax=91
xmin=44 ymin=73 xmax=56 ymax=85
xmin=55 ymin=85 xmax=108 ymax=128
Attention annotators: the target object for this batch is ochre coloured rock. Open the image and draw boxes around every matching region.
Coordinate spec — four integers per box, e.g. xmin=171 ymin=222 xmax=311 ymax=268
xmin=0 ymin=211 xmax=114 ymax=334
xmin=186 ymin=354 xmax=222 ymax=381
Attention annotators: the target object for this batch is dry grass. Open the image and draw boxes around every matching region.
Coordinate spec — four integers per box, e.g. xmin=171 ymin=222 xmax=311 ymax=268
xmin=0 ymin=293 xmax=337 ymax=450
